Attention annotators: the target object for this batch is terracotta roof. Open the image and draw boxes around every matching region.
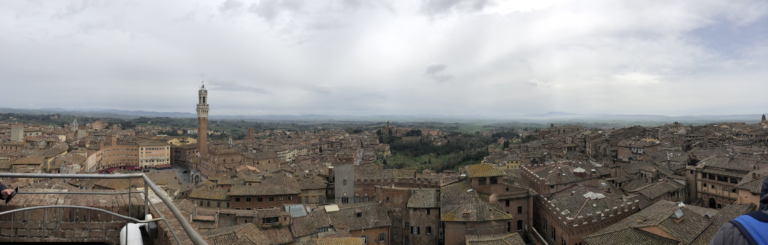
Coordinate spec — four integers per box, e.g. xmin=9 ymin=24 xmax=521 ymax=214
xmin=465 ymin=233 xmax=526 ymax=245
xmin=407 ymin=189 xmax=440 ymax=208
xmin=465 ymin=164 xmax=504 ymax=178
xmin=298 ymin=174 xmax=327 ymax=190
xmin=306 ymin=237 xmax=365 ymax=245
xmin=440 ymin=181 xmax=513 ymax=222
xmin=261 ymin=226 xmax=295 ymax=244
xmin=327 ymin=203 xmax=391 ymax=230
xmin=202 ymin=223 xmax=270 ymax=245
xmin=189 ymin=187 xmax=229 ymax=200
xmin=290 ymin=208 xmax=332 ymax=238
xmin=230 ymin=172 xmax=301 ymax=196
xmin=93 ymin=178 xmax=143 ymax=190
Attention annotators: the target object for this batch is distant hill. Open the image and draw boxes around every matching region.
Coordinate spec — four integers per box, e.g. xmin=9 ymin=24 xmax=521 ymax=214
xmin=0 ymin=107 xmax=763 ymax=124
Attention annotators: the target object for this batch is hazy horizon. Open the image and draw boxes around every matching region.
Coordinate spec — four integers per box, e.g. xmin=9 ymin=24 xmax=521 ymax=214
xmin=2 ymin=0 xmax=767 ymax=116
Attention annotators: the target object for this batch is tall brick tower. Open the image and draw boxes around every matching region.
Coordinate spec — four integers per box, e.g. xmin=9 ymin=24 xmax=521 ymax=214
xmin=197 ymin=83 xmax=209 ymax=158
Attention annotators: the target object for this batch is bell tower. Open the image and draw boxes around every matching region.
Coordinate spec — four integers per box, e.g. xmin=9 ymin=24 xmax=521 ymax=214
xmin=197 ymin=82 xmax=209 ymax=158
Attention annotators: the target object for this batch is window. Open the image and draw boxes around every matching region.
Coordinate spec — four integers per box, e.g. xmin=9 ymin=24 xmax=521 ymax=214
xmin=200 ymin=201 xmax=204 ymax=206
xmin=506 ymin=187 xmax=509 ymax=191
xmin=490 ymin=177 xmax=498 ymax=185
xmin=517 ymin=220 xmax=523 ymax=231
xmin=550 ymin=185 xmax=555 ymax=189
xmin=280 ymin=197 xmax=283 ymax=201
xmin=354 ymin=197 xmax=360 ymax=203
xmin=702 ymin=183 xmax=707 ymax=188
xmin=343 ymin=179 xmax=347 ymax=185
xmin=363 ymin=196 xmax=369 ymax=202
xmin=427 ymin=226 xmax=432 ymax=234
xmin=506 ymin=200 xmax=510 ymax=207
xmin=732 ymin=188 xmax=738 ymax=193
xmin=289 ymin=196 xmax=292 ymax=200
xmin=717 ymin=175 xmax=728 ymax=182
xmin=518 ymin=206 xmax=523 ymax=214
xmin=217 ymin=202 xmax=220 ymax=208
xmin=404 ymin=237 xmax=409 ymax=245
xmin=362 ymin=235 xmax=369 ymax=244
xmin=709 ymin=174 xmax=716 ymax=180
xmin=387 ymin=197 xmax=390 ymax=202
xmin=378 ymin=233 xmax=386 ymax=242
xmin=246 ymin=208 xmax=251 ymax=210
xmin=305 ymin=197 xmax=309 ymax=203
xmin=342 ymin=197 xmax=349 ymax=203
xmin=702 ymin=173 xmax=707 ymax=179
xmin=690 ymin=170 xmax=694 ymax=174
xmin=427 ymin=209 xmax=430 ymax=215
xmin=404 ymin=221 xmax=409 ymax=228
xmin=227 ymin=202 xmax=230 ymax=208
xmin=269 ymin=197 xmax=274 ymax=201
xmin=411 ymin=226 xmax=420 ymax=235
xmin=731 ymin=178 xmax=739 ymax=184
xmin=552 ymin=226 xmax=556 ymax=239
xmin=478 ymin=177 xmax=487 ymax=185
xmin=262 ymin=217 xmax=279 ymax=224
xmin=507 ymin=221 xmax=511 ymax=232
xmin=246 ymin=198 xmax=251 ymax=202
xmin=258 ymin=198 xmax=263 ymax=202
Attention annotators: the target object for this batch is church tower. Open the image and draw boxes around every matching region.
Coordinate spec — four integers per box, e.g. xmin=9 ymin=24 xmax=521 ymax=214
xmin=197 ymin=83 xmax=209 ymax=158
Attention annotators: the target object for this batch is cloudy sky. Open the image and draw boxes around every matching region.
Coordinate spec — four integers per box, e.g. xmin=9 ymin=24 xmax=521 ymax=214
xmin=1 ymin=0 xmax=767 ymax=117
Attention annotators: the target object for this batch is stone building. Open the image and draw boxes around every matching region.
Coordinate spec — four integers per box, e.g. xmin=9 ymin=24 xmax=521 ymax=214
xmin=535 ymin=184 xmax=640 ymax=245
xmin=333 ymin=154 xmax=356 ymax=204
xmin=440 ymin=179 xmax=513 ymax=245
xmin=582 ymin=200 xmax=754 ymax=244
xmin=229 ymin=172 xmax=301 ymax=210
xmin=327 ymin=203 xmax=392 ymax=245
xmin=405 ymin=189 xmax=441 ymax=245
xmin=10 ymin=124 xmax=24 ymax=142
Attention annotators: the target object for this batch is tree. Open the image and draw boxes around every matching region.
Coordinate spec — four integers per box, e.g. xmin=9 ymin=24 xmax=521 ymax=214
xmin=376 ymin=129 xmax=382 ymax=136
xmin=503 ymin=140 xmax=510 ymax=149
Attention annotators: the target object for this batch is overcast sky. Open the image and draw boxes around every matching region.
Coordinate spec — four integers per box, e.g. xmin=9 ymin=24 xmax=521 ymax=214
xmin=2 ymin=0 xmax=767 ymax=117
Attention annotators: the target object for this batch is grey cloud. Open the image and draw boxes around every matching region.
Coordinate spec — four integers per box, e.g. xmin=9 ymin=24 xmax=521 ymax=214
xmin=526 ymin=79 xmax=550 ymax=88
xmin=249 ymin=0 xmax=304 ymax=22
xmin=208 ymin=80 xmax=271 ymax=94
xmin=424 ymin=64 xmax=453 ymax=83
xmin=219 ymin=0 xmax=243 ymax=12
xmin=420 ymin=0 xmax=491 ymax=17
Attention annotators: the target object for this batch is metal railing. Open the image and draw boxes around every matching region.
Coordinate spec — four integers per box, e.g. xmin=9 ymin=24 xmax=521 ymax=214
xmin=0 ymin=173 xmax=208 ymax=245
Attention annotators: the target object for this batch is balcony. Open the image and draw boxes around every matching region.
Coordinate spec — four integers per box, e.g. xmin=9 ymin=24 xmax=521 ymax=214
xmin=0 ymin=173 xmax=207 ymax=245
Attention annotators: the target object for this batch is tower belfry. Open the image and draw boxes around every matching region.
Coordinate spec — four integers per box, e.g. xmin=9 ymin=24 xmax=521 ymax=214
xmin=197 ymin=82 xmax=209 ymax=158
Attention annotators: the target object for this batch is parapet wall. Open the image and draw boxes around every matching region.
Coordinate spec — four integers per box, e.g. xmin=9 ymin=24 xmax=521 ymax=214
xmin=0 ymin=189 xmax=146 ymax=244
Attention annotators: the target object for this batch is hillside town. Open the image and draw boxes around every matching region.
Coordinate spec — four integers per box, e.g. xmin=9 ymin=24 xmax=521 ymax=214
xmin=1 ymin=86 xmax=768 ymax=245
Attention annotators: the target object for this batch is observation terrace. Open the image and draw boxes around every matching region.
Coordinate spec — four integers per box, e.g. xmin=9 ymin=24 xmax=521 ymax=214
xmin=0 ymin=173 xmax=207 ymax=245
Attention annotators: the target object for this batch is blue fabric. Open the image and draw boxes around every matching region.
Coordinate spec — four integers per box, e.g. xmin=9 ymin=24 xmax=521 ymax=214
xmin=732 ymin=212 xmax=768 ymax=245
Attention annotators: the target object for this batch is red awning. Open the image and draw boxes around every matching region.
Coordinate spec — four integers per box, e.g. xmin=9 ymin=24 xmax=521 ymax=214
xmin=124 ymin=166 xmax=141 ymax=170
